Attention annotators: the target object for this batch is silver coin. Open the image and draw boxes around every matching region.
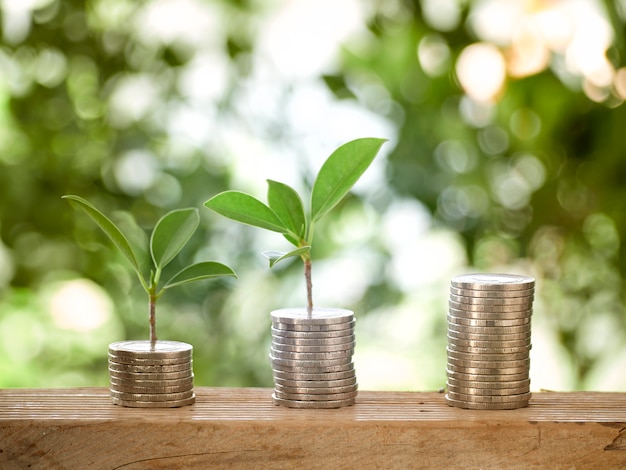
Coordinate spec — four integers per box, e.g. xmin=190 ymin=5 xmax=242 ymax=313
xmin=447 ymin=342 xmax=529 ymax=361
xmin=449 ymin=294 xmax=534 ymax=307
xmin=446 ymin=356 xmax=530 ymax=369
xmin=446 ymin=368 xmax=529 ymax=382
xmin=274 ymin=383 xmax=358 ymax=395
xmin=270 ymin=327 xmax=354 ymax=339
xmin=446 ymin=363 xmax=530 ymax=376
xmin=108 ymin=361 xmax=192 ymax=373
xmin=107 ymin=353 xmax=191 ymax=366
xmin=111 ymin=395 xmax=195 ymax=408
xmin=448 ymin=323 xmax=532 ymax=339
xmin=272 ymin=320 xmax=355 ymax=332
xmin=110 ymin=389 xmax=194 ymax=402
xmin=451 ymin=273 xmax=535 ymax=291
xmin=447 ymin=341 xmax=531 ymax=355
xmin=448 ymin=308 xmax=532 ymax=321
xmin=109 ymin=340 xmax=192 ymax=359
xmin=447 ymin=314 xmax=530 ymax=327
xmin=272 ymin=368 xmax=355 ymax=382
xmin=447 ymin=376 xmax=530 ymax=389
xmin=273 ymin=389 xmax=358 ymax=401
xmin=272 ymin=362 xmax=355 ymax=374
xmin=447 ymin=384 xmax=530 ymax=396
xmin=444 ymin=395 xmax=529 ymax=410
xmin=446 ymin=347 xmax=529 ymax=362
xmin=449 ymin=301 xmax=533 ymax=314
xmin=271 ymin=341 xmax=356 ymax=353
xmin=273 ymin=376 xmax=357 ymax=388
xmin=450 ymin=286 xmax=535 ymax=298
xmin=271 ymin=344 xmax=355 ymax=355
xmin=447 ymin=335 xmax=531 ymax=349
xmin=447 ymin=322 xmax=531 ymax=336
xmin=272 ymin=394 xmax=355 ymax=409
xmin=109 ymin=382 xmax=193 ymax=394
xmin=270 ymin=348 xmax=354 ymax=361
xmin=447 ymin=329 xmax=531 ymax=342
xmin=109 ymin=369 xmax=194 ymax=381
xmin=271 ymin=308 xmax=353 ymax=325
xmin=272 ymin=358 xmax=351 ymax=372
xmin=109 ymin=375 xmax=194 ymax=388
xmin=446 ymin=390 xmax=532 ymax=403
xmin=272 ymin=334 xmax=355 ymax=347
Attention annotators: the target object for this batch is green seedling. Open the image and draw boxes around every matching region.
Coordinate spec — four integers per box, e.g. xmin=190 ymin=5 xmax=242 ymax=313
xmin=63 ymin=195 xmax=237 ymax=346
xmin=204 ymin=137 xmax=386 ymax=315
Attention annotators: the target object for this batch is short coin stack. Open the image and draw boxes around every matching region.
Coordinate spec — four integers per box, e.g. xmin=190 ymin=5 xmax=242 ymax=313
xmin=445 ymin=273 xmax=534 ymax=410
xmin=108 ymin=340 xmax=195 ymax=408
xmin=270 ymin=308 xmax=357 ymax=409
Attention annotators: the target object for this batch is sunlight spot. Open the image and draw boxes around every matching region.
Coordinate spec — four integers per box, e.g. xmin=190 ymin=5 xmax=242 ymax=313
xmin=114 ymin=149 xmax=159 ymax=195
xmin=421 ymin=0 xmax=461 ymax=32
xmin=510 ymin=108 xmax=541 ymax=140
xmin=49 ymin=279 xmax=113 ymax=332
xmin=108 ymin=74 xmax=160 ymax=127
xmin=418 ymin=33 xmax=451 ymax=77
xmin=456 ymin=43 xmax=506 ymax=102
xmin=259 ymin=0 xmax=364 ymax=79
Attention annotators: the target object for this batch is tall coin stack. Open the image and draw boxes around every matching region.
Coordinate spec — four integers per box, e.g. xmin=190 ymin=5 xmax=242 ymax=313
xmin=445 ymin=273 xmax=535 ymax=410
xmin=270 ymin=308 xmax=357 ymax=409
xmin=108 ymin=340 xmax=195 ymax=408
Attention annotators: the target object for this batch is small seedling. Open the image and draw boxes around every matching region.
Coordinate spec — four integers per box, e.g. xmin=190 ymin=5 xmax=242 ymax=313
xmin=204 ymin=137 xmax=386 ymax=315
xmin=63 ymin=195 xmax=237 ymax=346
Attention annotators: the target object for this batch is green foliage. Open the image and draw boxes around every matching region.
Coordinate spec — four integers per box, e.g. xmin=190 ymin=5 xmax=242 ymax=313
xmin=62 ymin=195 xmax=144 ymax=287
xmin=204 ymin=137 xmax=386 ymax=308
xmin=63 ymin=195 xmax=236 ymax=341
xmin=2 ymin=0 xmax=626 ymax=391
xmin=150 ymin=209 xmax=200 ymax=272
xmin=311 ymin=138 xmax=386 ymax=223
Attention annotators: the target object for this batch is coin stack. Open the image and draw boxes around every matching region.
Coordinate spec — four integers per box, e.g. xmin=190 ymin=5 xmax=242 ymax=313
xmin=108 ymin=340 xmax=195 ymax=408
xmin=270 ymin=308 xmax=357 ymax=409
xmin=445 ymin=273 xmax=535 ymax=410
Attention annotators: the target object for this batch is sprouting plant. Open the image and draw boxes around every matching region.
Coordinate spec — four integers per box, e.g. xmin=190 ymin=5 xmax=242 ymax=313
xmin=203 ymin=137 xmax=386 ymax=315
xmin=63 ymin=195 xmax=237 ymax=346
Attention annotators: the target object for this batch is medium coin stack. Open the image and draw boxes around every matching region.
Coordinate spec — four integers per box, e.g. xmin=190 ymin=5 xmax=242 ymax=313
xmin=445 ymin=273 xmax=535 ymax=410
xmin=108 ymin=340 xmax=195 ymax=408
xmin=270 ymin=308 xmax=357 ymax=409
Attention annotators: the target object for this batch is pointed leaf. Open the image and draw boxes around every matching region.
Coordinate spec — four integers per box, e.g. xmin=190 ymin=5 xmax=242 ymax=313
xmin=204 ymin=191 xmax=289 ymax=233
xmin=62 ymin=195 xmax=143 ymax=278
xmin=267 ymin=179 xmax=306 ymax=241
xmin=113 ymin=210 xmax=150 ymax=273
xmin=150 ymin=208 xmax=199 ymax=270
xmin=163 ymin=261 xmax=237 ymax=289
xmin=311 ymin=137 xmax=386 ymax=222
xmin=262 ymin=246 xmax=311 ymax=268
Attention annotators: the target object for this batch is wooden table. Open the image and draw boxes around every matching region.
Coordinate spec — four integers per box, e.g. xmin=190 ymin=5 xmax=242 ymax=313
xmin=1 ymin=387 xmax=625 ymax=469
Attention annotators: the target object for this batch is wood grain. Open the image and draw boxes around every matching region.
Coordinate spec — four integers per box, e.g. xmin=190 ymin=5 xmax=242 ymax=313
xmin=1 ymin=388 xmax=625 ymax=469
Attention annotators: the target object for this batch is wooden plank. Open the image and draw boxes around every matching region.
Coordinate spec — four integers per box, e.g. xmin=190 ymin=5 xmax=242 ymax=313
xmin=0 ymin=388 xmax=625 ymax=469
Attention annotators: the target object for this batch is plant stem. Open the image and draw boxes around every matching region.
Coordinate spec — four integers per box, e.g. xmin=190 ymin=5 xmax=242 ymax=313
xmin=149 ymin=293 xmax=157 ymax=348
xmin=304 ymin=257 xmax=313 ymax=316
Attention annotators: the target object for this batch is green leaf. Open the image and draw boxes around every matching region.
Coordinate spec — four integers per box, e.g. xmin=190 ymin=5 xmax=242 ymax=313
xmin=150 ymin=208 xmax=199 ymax=270
xmin=163 ymin=261 xmax=237 ymax=289
xmin=310 ymin=137 xmax=387 ymax=223
xmin=113 ymin=210 xmax=151 ymax=273
xmin=262 ymin=246 xmax=311 ymax=268
xmin=204 ymin=191 xmax=289 ymax=233
xmin=267 ymin=179 xmax=306 ymax=241
xmin=62 ymin=195 xmax=144 ymax=282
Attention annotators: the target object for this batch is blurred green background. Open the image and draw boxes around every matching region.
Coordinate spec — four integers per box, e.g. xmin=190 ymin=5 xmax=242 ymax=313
xmin=1 ymin=0 xmax=625 ymax=391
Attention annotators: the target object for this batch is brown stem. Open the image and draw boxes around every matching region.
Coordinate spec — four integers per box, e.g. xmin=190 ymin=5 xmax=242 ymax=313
xmin=149 ymin=294 xmax=157 ymax=349
xmin=304 ymin=258 xmax=313 ymax=317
